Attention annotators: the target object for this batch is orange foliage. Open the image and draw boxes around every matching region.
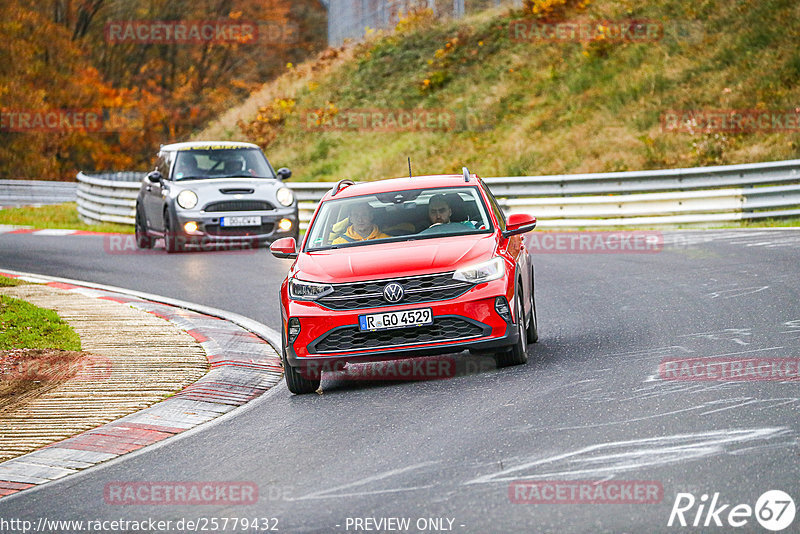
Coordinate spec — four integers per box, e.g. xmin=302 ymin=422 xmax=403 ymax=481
xmin=0 ymin=0 xmax=326 ymax=180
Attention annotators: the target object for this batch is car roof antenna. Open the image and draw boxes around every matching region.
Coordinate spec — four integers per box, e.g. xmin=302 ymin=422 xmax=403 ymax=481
xmin=408 ymin=157 xmax=412 ymax=179
xmin=462 ymin=166 xmax=470 ymax=182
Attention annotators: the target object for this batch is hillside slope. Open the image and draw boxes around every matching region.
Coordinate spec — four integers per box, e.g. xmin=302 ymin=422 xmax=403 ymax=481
xmin=199 ymin=0 xmax=800 ymax=181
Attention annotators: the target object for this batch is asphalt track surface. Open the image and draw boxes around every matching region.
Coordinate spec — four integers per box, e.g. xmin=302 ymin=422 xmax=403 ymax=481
xmin=1 ymin=229 xmax=799 ymax=533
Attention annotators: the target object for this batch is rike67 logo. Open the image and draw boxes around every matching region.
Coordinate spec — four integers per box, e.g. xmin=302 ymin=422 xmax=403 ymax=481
xmin=668 ymin=490 xmax=795 ymax=531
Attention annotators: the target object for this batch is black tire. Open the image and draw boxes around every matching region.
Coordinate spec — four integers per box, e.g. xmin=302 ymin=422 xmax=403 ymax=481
xmin=134 ymin=205 xmax=153 ymax=249
xmin=163 ymin=210 xmax=183 ymax=253
xmin=496 ymin=290 xmax=529 ymax=367
xmin=527 ymin=294 xmax=539 ymax=344
xmin=281 ymin=327 xmax=320 ymax=395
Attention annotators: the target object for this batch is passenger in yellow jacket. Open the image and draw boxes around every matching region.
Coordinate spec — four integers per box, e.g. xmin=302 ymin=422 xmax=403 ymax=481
xmin=332 ymin=203 xmax=390 ymax=244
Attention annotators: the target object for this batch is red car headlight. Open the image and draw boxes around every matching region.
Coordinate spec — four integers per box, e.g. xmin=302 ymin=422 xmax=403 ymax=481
xmin=289 ymin=278 xmax=334 ymax=300
xmin=453 ymin=257 xmax=505 ymax=284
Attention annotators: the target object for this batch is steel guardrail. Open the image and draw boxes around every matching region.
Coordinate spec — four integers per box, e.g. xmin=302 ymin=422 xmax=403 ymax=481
xmin=75 ymin=172 xmax=142 ymax=225
xmin=70 ymin=159 xmax=800 ymax=229
xmin=0 ymin=180 xmax=77 ymax=207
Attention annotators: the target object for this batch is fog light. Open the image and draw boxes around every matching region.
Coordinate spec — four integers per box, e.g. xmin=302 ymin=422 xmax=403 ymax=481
xmin=183 ymin=221 xmax=199 ymax=233
xmin=495 ymin=297 xmax=512 ymax=322
xmin=278 ymin=218 xmax=293 ymax=232
xmin=287 ymin=318 xmax=301 ymax=344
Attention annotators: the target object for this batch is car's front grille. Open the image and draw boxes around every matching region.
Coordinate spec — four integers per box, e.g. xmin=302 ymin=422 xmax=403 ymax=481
xmin=204 ymin=222 xmax=275 ymax=236
xmin=310 ymin=317 xmax=487 ymax=354
xmin=317 ymin=272 xmax=474 ymax=310
xmin=204 ymin=200 xmax=274 ymax=212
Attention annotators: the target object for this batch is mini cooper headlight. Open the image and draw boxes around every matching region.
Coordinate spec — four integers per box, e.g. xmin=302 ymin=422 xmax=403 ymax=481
xmin=289 ymin=278 xmax=333 ymax=300
xmin=276 ymin=187 xmax=294 ymax=207
xmin=177 ymin=190 xmax=198 ymax=209
xmin=453 ymin=257 xmax=505 ymax=284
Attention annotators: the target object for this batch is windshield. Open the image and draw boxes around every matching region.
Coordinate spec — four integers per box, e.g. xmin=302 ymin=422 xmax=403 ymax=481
xmin=305 ymin=186 xmax=493 ymax=251
xmin=171 ymin=147 xmax=275 ymax=180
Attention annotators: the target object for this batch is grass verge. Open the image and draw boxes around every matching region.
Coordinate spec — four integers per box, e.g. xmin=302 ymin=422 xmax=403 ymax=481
xmin=724 ymin=216 xmax=800 ymax=228
xmin=0 ymin=203 xmax=133 ymax=234
xmin=0 ymin=276 xmax=27 ymax=287
xmin=0 ymin=287 xmax=85 ymax=411
xmin=0 ymin=295 xmax=81 ymax=351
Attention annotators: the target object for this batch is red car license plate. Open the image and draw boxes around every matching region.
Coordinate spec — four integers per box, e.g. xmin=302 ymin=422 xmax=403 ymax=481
xmin=358 ymin=308 xmax=433 ymax=331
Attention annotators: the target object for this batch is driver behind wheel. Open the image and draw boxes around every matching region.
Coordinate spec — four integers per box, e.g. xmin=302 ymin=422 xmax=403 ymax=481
xmin=332 ymin=202 xmax=390 ymax=244
xmin=427 ymin=194 xmax=452 ymax=226
xmin=423 ymin=193 xmax=478 ymax=233
xmin=174 ymin=155 xmax=200 ymax=179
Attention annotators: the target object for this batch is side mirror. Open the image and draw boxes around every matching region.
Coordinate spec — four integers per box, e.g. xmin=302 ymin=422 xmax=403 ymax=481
xmin=146 ymin=170 xmax=163 ymax=183
xmin=277 ymin=167 xmax=292 ymax=181
xmin=270 ymin=237 xmax=297 ymax=259
xmin=502 ymin=213 xmax=537 ymax=238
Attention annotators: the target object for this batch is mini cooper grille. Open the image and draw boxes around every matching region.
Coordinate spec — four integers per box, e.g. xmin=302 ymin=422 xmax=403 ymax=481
xmin=312 ymin=318 xmax=485 ymax=353
xmin=204 ymin=200 xmax=275 ymax=212
xmin=317 ymin=272 xmax=474 ymax=310
xmin=205 ymin=222 xmax=275 ymax=236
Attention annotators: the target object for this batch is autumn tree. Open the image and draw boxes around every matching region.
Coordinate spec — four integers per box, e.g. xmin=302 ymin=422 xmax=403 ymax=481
xmin=0 ymin=0 xmax=326 ymax=179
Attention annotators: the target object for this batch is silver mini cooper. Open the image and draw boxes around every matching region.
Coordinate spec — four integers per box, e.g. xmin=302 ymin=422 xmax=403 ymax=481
xmin=135 ymin=141 xmax=298 ymax=252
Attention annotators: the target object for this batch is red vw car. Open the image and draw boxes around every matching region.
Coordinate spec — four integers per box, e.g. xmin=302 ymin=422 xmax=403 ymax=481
xmin=270 ymin=170 xmax=538 ymax=394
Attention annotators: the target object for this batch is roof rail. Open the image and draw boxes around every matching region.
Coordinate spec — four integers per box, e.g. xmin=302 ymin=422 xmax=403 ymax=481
xmin=462 ymin=167 xmax=470 ymax=182
xmin=332 ymin=179 xmax=355 ymax=196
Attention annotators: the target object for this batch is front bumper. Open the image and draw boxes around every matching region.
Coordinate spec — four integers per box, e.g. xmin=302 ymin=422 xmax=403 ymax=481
xmin=174 ymin=207 xmax=298 ymax=244
xmin=284 ymin=279 xmax=517 ymax=368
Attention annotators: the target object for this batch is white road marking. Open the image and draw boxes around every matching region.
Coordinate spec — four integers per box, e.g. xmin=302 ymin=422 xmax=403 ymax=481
xmin=32 ymin=229 xmax=78 ymax=236
xmin=465 ymin=427 xmax=791 ymax=484
xmin=700 ymin=397 xmax=799 ymax=416
xmin=289 ymin=461 xmax=439 ymax=501
xmin=703 ymin=286 xmax=769 ymax=299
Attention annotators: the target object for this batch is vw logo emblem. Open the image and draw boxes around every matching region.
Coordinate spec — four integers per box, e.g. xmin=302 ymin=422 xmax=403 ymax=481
xmin=383 ymin=282 xmax=404 ymax=303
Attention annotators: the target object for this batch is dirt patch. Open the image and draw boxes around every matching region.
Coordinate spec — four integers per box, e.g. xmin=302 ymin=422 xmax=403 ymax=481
xmin=0 ymin=348 xmax=104 ymax=415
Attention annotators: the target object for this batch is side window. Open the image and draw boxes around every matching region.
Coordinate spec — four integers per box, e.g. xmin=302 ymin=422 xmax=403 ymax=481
xmin=156 ymin=152 xmax=172 ymax=180
xmin=156 ymin=152 xmax=169 ymax=180
xmin=483 ymin=185 xmax=507 ymax=231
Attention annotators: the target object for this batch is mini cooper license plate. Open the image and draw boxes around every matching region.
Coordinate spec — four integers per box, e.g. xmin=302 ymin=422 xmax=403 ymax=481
xmin=221 ymin=216 xmax=261 ymax=227
xmin=358 ymin=308 xmax=433 ymax=331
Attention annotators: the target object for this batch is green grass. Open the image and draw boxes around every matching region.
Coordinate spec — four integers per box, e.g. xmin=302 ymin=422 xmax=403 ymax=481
xmin=0 ymin=276 xmax=27 ymax=287
xmin=0 ymin=203 xmax=133 ymax=233
xmin=200 ymin=0 xmax=800 ymax=182
xmin=712 ymin=216 xmax=800 ymax=229
xmin=0 ymin=295 xmax=81 ymax=351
